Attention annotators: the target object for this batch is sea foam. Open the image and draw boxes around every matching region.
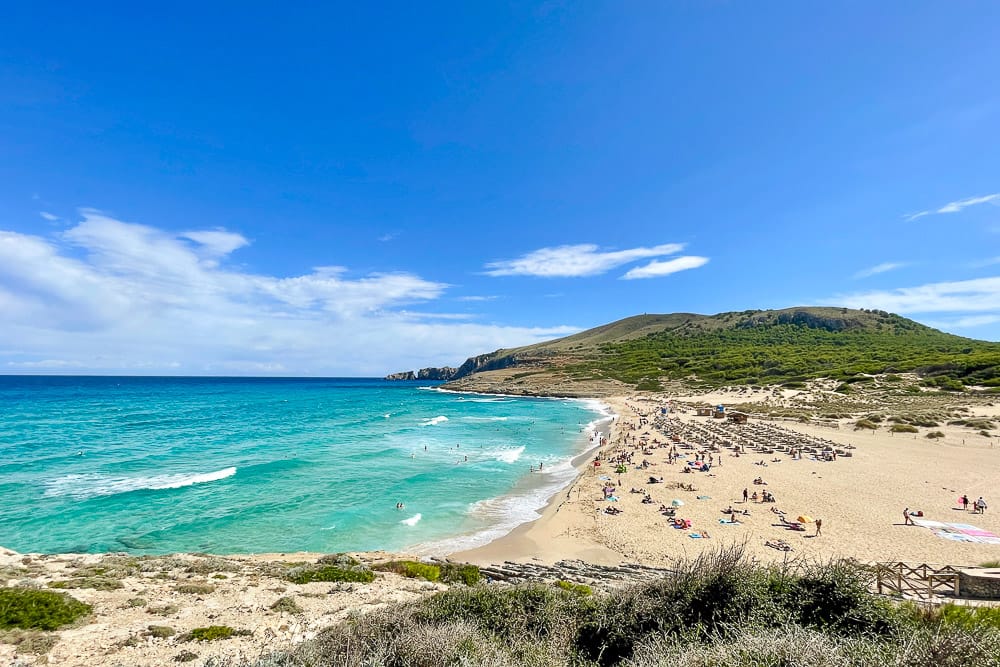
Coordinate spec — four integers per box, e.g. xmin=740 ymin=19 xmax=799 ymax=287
xmin=493 ymin=445 xmax=525 ymax=464
xmin=420 ymin=416 xmax=449 ymax=426
xmin=44 ymin=466 xmax=237 ymax=500
xmin=400 ymin=513 xmax=422 ymax=526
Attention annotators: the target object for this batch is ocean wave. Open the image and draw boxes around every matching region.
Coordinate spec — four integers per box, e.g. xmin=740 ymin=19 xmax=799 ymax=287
xmin=463 ymin=416 xmax=510 ymax=422
xmin=493 ymin=445 xmax=525 ymax=464
xmin=44 ymin=466 xmax=237 ymax=500
xmin=400 ymin=513 xmax=422 ymax=526
xmin=420 ymin=416 xmax=449 ymax=426
xmin=411 ymin=460 xmax=579 ymax=554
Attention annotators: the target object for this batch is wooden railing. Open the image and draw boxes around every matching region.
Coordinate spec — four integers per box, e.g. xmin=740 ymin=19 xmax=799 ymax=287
xmin=874 ymin=562 xmax=967 ymax=599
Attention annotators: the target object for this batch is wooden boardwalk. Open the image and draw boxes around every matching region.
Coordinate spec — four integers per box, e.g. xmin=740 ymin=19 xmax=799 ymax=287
xmin=874 ymin=561 xmax=967 ymax=600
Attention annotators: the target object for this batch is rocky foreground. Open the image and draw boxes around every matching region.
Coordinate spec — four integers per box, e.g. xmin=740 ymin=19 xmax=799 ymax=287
xmin=0 ymin=546 xmax=674 ymax=666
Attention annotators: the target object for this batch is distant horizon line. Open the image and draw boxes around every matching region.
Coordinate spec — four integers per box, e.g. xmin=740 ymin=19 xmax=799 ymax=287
xmin=0 ymin=373 xmax=439 ymax=380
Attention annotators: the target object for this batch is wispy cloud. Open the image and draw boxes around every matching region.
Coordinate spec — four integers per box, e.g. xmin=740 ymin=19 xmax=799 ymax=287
xmin=853 ymin=262 xmax=907 ymax=279
xmin=0 ymin=210 xmax=578 ymax=374
xmin=905 ymin=193 xmax=1000 ymax=221
xmin=456 ymin=295 xmax=498 ymax=302
xmin=484 ymin=243 xmax=686 ymax=278
xmin=180 ymin=229 xmax=249 ymax=257
xmin=377 ymin=232 xmax=398 ymax=242
xmin=622 ymin=256 xmax=709 ymax=280
xmin=970 ymin=256 xmax=1000 ymax=268
xmin=39 ymin=211 xmax=59 ymax=221
xmin=829 ymin=276 xmax=1000 ymax=313
xmin=924 ymin=314 xmax=1000 ymax=330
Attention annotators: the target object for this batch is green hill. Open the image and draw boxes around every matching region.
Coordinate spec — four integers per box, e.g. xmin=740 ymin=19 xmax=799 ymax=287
xmin=440 ymin=307 xmax=1000 ymax=392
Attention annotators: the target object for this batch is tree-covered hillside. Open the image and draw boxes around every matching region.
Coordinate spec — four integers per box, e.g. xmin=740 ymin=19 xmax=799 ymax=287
xmin=573 ymin=308 xmax=1000 ymax=389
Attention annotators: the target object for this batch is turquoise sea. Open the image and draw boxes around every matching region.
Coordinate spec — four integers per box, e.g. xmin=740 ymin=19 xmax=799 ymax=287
xmin=0 ymin=377 xmax=609 ymax=555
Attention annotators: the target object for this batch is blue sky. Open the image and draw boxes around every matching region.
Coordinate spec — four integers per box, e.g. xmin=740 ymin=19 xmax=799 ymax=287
xmin=1 ymin=2 xmax=998 ymax=375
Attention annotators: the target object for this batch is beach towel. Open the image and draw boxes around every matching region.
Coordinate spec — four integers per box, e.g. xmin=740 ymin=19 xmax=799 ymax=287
xmin=688 ymin=533 xmax=703 ymax=539
xmin=696 ymin=495 xmax=711 ymax=500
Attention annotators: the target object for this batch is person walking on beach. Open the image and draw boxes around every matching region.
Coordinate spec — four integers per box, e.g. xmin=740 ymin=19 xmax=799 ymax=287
xmin=743 ymin=488 xmax=748 ymax=503
xmin=961 ymin=494 xmax=969 ymax=511
xmin=976 ymin=497 xmax=988 ymax=514
xmin=814 ymin=518 xmax=822 ymax=536
xmin=903 ymin=507 xmax=914 ymax=525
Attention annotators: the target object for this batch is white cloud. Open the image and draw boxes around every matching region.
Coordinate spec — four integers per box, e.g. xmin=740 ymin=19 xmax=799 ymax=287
xmin=853 ymin=262 xmax=906 ymax=279
xmin=970 ymin=256 xmax=1000 ymax=268
xmin=456 ymin=295 xmax=497 ymax=302
xmin=39 ymin=211 xmax=59 ymax=221
xmin=0 ymin=211 xmax=579 ymax=375
xmin=829 ymin=276 xmax=1000 ymax=313
xmin=484 ymin=243 xmax=686 ymax=277
xmin=378 ymin=232 xmax=398 ymax=242
xmin=905 ymin=193 xmax=1000 ymax=221
xmin=621 ymin=256 xmax=709 ymax=280
xmin=924 ymin=314 xmax=1000 ymax=330
xmin=181 ymin=229 xmax=249 ymax=256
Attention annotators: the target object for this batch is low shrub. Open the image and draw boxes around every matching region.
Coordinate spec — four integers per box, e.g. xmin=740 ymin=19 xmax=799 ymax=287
xmin=926 ymin=431 xmax=946 ymax=439
xmin=0 ymin=587 xmax=91 ymax=631
xmin=555 ymin=580 xmax=593 ymax=596
xmin=316 ymin=553 xmax=360 ymax=567
xmin=375 ymin=560 xmax=441 ymax=582
xmin=853 ymin=419 xmax=878 ymax=430
xmin=270 ymin=596 xmax=304 ymax=615
xmin=0 ymin=629 xmax=59 ymax=655
xmin=175 ymin=584 xmax=215 ymax=595
xmin=184 ymin=625 xmax=247 ymax=641
xmin=889 ymin=424 xmax=919 ymax=433
xmin=439 ymin=562 xmax=481 ymax=586
xmin=148 ymin=624 xmax=176 ymax=638
xmin=147 ymin=604 xmax=179 ymax=616
xmin=50 ymin=576 xmax=123 ymax=591
xmin=285 ymin=564 xmax=375 ymax=585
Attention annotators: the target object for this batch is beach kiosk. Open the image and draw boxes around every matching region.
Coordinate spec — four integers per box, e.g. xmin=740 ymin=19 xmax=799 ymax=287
xmin=713 ymin=405 xmax=726 ymax=419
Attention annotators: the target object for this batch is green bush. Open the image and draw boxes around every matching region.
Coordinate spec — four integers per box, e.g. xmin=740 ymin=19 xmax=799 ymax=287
xmin=285 ymin=564 xmax=375 ymax=585
xmin=854 ymin=419 xmax=878 ymax=430
xmin=926 ymin=431 xmax=945 ymax=439
xmin=49 ymin=577 xmax=123 ymax=591
xmin=0 ymin=587 xmax=91 ymax=631
xmin=889 ymin=424 xmax=918 ymax=433
xmin=555 ymin=580 xmax=593 ymax=596
xmin=317 ymin=553 xmax=361 ymax=567
xmin=175 ymin=583 xmax=215 ymax=595
xmin=270 ymin=596 xmax=304 ymax=614
xmin=148 ymin=625 xmax=176 ymax=638
xmin=439 ymin=563 xmax=481 ymax=586
xmin=184 ymin=625 xmax=246 ymax=641
xmin=375 ymin=560 xmax=441 ymax=582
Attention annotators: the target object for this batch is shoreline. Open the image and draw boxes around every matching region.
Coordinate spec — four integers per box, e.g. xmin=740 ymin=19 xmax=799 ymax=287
xmin=454 ymin=388 xmax=1000 ymax=567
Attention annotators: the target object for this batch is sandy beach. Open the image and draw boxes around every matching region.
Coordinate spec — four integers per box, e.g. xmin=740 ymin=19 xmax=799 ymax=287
xmin=456 ymin=391 xmax=1000 ymax=567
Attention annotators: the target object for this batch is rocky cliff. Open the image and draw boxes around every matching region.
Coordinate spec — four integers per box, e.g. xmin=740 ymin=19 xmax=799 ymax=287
xmin=384 ymin=367 xmax=460 ymax=381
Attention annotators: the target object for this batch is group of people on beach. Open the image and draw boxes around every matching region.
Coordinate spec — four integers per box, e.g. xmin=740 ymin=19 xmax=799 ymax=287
xmin=958 ymin=494 xmax=988 ymax=513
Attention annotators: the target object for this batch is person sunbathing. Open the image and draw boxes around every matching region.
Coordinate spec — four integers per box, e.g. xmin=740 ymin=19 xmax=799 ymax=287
xmin=765 ymin=539 xmax=793 ymax=551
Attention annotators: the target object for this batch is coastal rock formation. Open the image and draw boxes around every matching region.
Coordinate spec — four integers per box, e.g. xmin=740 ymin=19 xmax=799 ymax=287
xmin=417 ymin=367 xmax=459 ymax=381
xmin=385 ymin=367 xmax=460 ymax=381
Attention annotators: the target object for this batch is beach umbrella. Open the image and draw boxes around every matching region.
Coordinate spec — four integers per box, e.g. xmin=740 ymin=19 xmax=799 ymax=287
xmin=797 ymin=515 xmax=813 ymax=523
xmin=671 ymin=499 xmax=684 ymax=507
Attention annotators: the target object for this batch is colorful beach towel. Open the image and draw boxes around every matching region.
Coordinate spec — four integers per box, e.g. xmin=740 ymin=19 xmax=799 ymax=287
xmin=913 ymin=520 xmax=1000 ymax=544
